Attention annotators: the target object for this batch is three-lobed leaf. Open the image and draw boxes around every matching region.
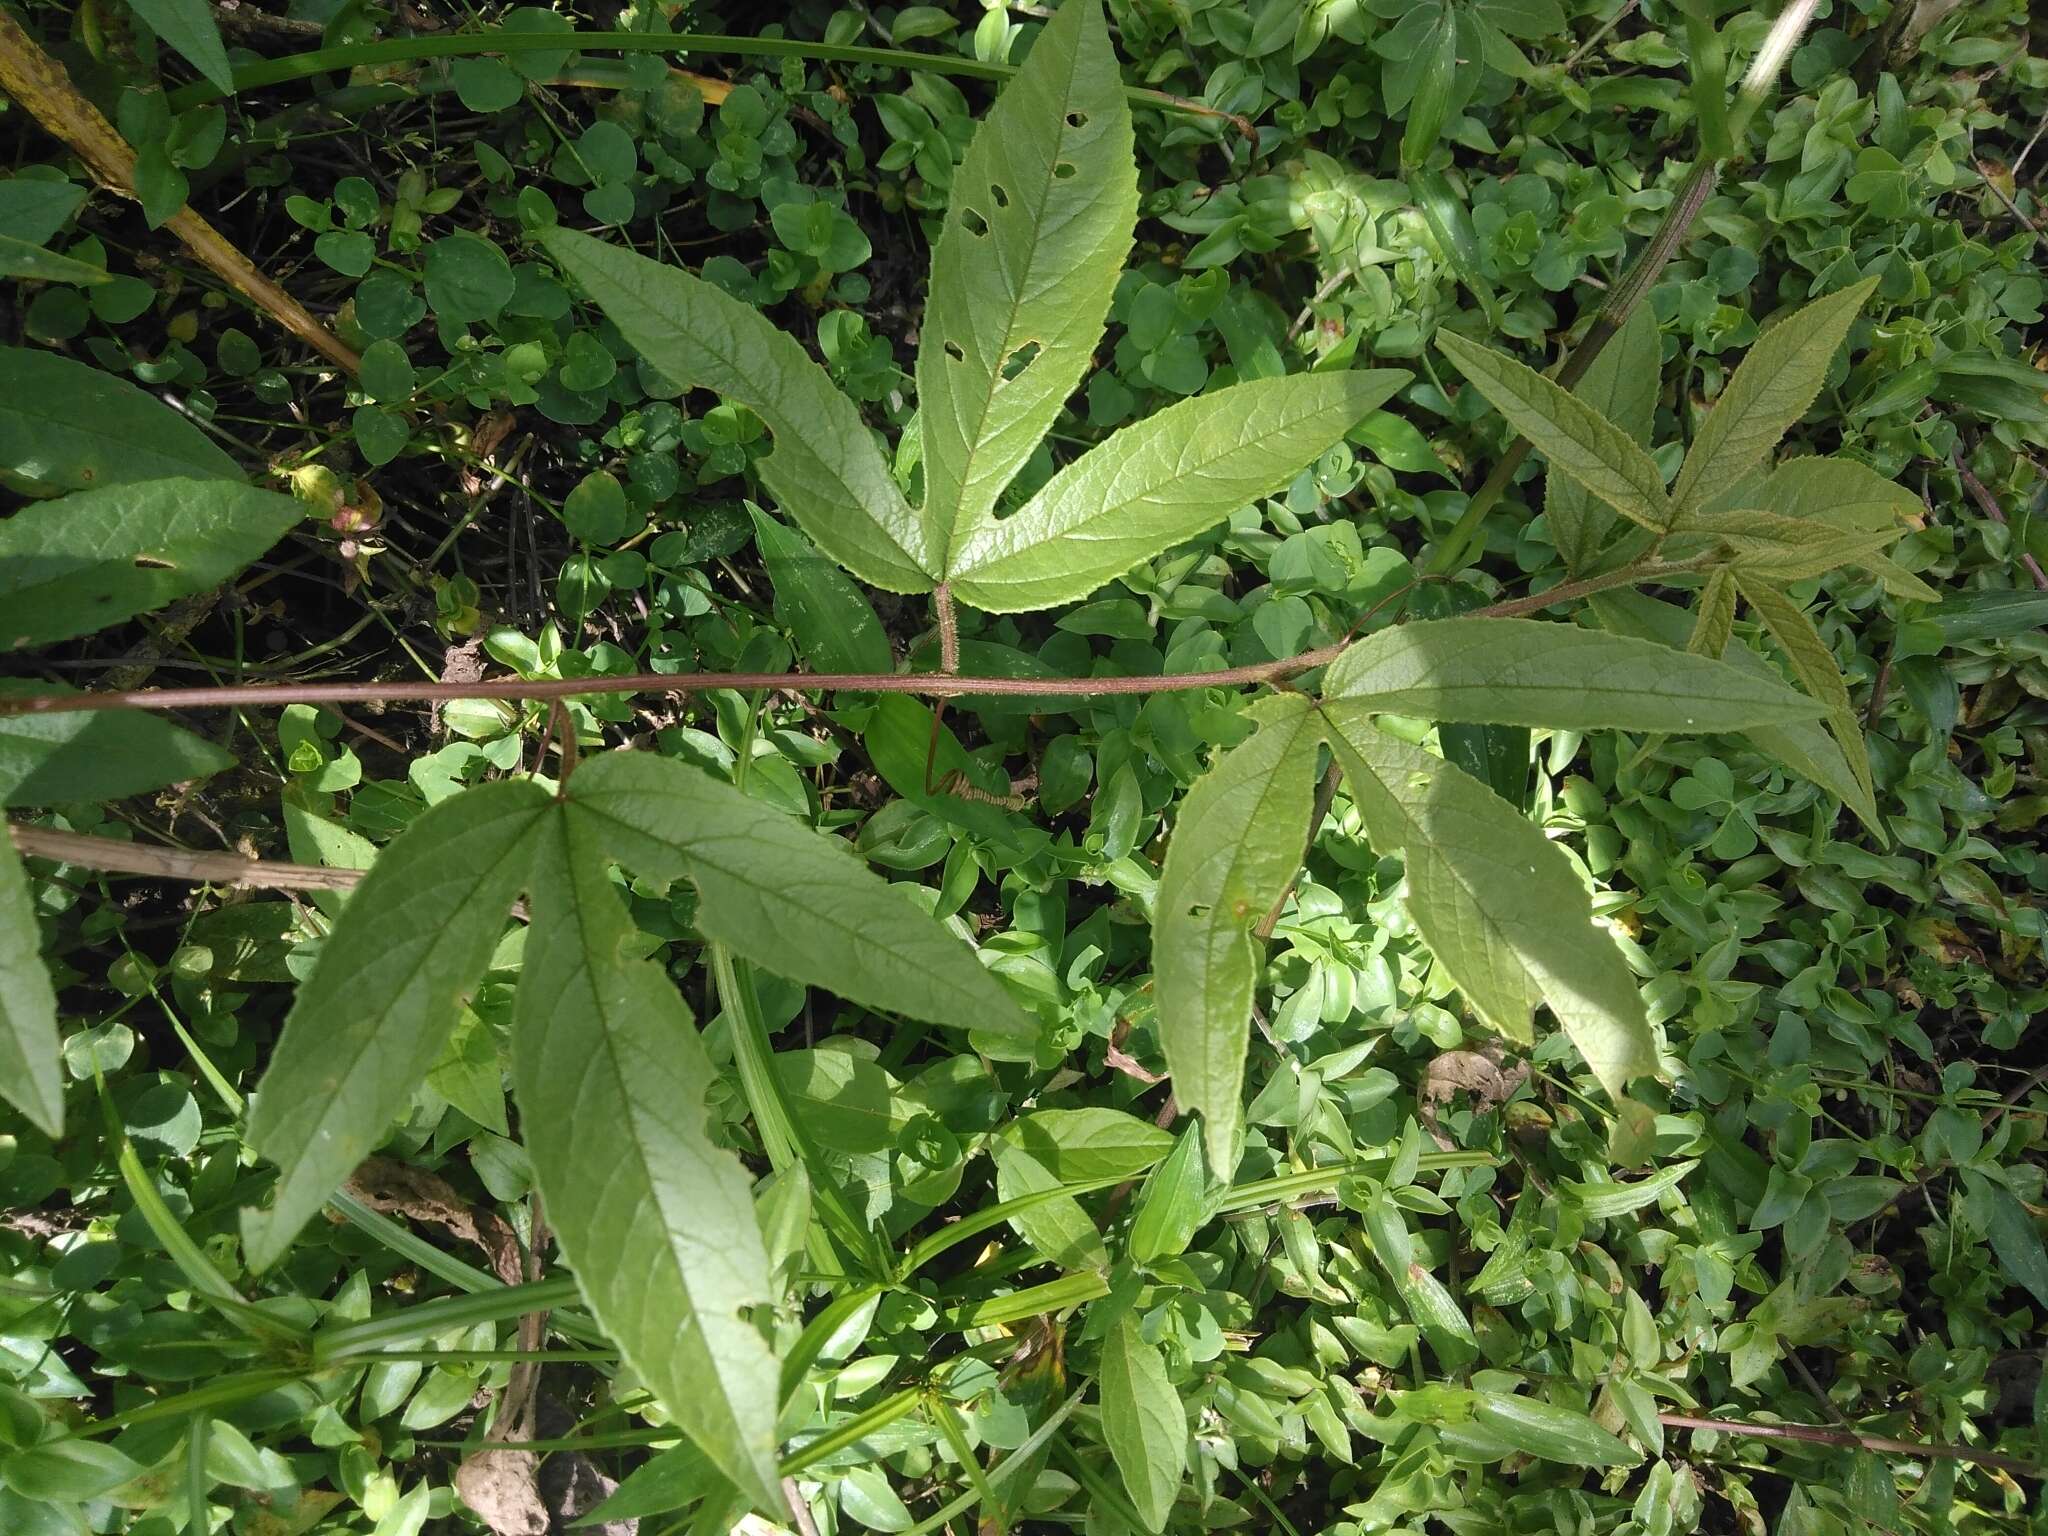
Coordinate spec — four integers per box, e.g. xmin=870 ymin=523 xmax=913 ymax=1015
xmin=1155 ymin=695 xmax=1321 ymax=1177
xmin=947 ymin=371 xmax=1406 ymax=612
xmin=1437 ymin=329 xmax=1670 ymax=535
xmin=0 ymin=829 xmax=63 ymax=1137
xmin=1668 ymin=278 xmax=1878 ymax=520
xmin=516 ymin=811 xmax=783 ymax=1510
xmin=1322 ymin=617 xmax=1823 ymax=733
xmin=242 ymin=781 xmax=552 ymax=1268
xmin=541 ymin=227 xmax=938 ymax=593
xmin=0 ymin=478 xmax=301 ymax=650
xmin=1098 ymin=1314 xmax=1185 ymax=1532
xmin=918 ymin=0 xmax=1136 ymax=558
xmin=562 ymin=751 xmax=1036 ymax=1045
xmin=1320 ymin=705 xmax=1655 ymax=1102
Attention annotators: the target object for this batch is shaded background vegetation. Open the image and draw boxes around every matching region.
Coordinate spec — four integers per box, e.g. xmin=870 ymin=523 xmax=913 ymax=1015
xmin=2 ymin=1 xmax=2046 ymax=1533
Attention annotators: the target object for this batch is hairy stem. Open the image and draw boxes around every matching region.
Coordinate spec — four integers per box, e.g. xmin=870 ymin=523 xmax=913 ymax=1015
xmin=2 ymin=559 xmax=1703 ymax=722
xmin=934 ymin=584 xmax=962 ymax=674
xmin=0 ymin=647 xmax=1351 ymax=717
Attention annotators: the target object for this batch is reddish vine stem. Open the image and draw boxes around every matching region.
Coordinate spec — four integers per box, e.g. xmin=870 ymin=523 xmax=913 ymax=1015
xmin=1953 ymin=448 xmax=2048 ymax=591
xmin=0 ymin=561 xmax=1690 ymax=721
xmin=0 ymin=645 xmax=1349 ymax=718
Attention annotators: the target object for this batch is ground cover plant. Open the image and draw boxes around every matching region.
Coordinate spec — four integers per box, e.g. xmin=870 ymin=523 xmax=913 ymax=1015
xmin=1 ymin=0 xmax=2045 ymax=1533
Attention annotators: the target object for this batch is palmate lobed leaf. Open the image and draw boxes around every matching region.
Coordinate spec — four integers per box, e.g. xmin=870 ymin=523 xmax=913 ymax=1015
xmin=516 ymin=811 xmax=782 ymax=1510
xmin=1322 ymin=617 xmax=1824 ymax=732
xmin=1320 ymin=704 xmax=1656 ymax=1103
xmin=946 ymin=370 xmax=1407 ymax=612
xmin=918 ymin=0 xmax=1136 ymax=559
xmin=0 ymin=479 xmax=302 ymax=650
xmin=540 ymin=227 xmax=938 ymax=593
xmin=1155 ymin=695 xmax=1321 ymax=1178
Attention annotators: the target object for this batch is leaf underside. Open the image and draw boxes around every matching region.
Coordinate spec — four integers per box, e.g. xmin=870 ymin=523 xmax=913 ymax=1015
xmin=517 ymin=809 xmax=783 ymax=1509
xmin=563 ymin=751 xmax=1037 ymax=1043
xmin=1669 ymin=278 xmax=1878 ymax=519
xmin=1320 ymin=704 xmax=1656 ymax=1102
xmin=1155 ymin=695 xmax=1321 ymax=1177
xmin=1545 ymin=306 xmax=1659 ymax=574
xmin=1436 ymin=329 xmax=1670 ymax=535
xmin=1323 ymin=617 xmax=1824 ymax=733
xmin=242 ymin=780 xmax=552 ymax=1269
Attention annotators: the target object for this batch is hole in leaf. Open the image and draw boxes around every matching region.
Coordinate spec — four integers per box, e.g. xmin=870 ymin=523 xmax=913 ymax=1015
xmin=990 ymin=183 xmax=1010 ymax=208
xmin=1000 ymin=341 xmax=1041 ymax=381
xmin=1066 ymin=111 xmax=1087 ymax=129
xmin=132 ymin=555 xmax=176 ymax=570
xmin=1052 ymin=162 xmax=1077 ymax=180
xmin=962 ymin=207 xmax=989 ymax=236
xmin=944 ymin=340 xmax=966 ymax=363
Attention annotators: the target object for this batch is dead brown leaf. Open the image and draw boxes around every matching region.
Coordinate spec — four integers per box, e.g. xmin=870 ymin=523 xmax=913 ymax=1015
xmin=344 ymin=1156 xmax=524 ymax=1286
xmin=1419 ymin=1047 xmax=1529 ymax=1149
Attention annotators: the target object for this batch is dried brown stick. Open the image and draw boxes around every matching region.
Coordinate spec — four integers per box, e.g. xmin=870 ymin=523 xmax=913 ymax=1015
xmin=0 ymin=9 xmax=361 ymax=376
